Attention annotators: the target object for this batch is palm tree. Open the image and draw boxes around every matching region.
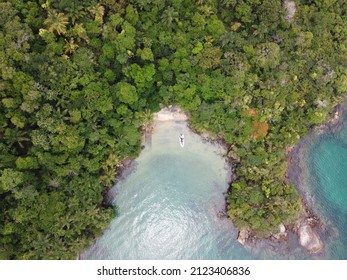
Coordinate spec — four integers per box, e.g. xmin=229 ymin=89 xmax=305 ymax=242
xmin=220 ymin=31 xmax=234 ymax=47
xmin=44 ymin=10 xmax=69 ymax=35
xmin=140 ymin=109 xmax=153 ymax=132
xmin=100 ymin=167 xmax=116 ymax=187
xmin=152 ymin=0 xmax=166 ymax=10
xmin=198 ymin=5 xmax=214 ymax=15
xmin=65 ymin=3 xmax=85 ymax=25
xmin=72 ymin=23 xmax=89 ymax=42
xmin=89 ymin=4 xmax=105 ymax=25
xmin=30 ymin=234 xmax=54 ymax=259
xmin=133 ymin=0 xmax=147 ymax=11
xmin=64 ymin=38 xmax=79 ymax=54
xmin=100 ymin=153 xmax=120 ymax=187
xmin=103 ymin=153 xmax=120 ymax=171
xmin=220 ymin=0 xmax=237 ymax=8
xmin=161 ymin=7 xmax=178 ymax=27
xmin=54 ymin=107 xmax=69 ymax=121
xmin=204 ymin=35 xmax=214 ymax=46
xmin=41 ymin=0 xmax=50 ymax=9
xmin=4 ymin=128 xmax=30 ymax=148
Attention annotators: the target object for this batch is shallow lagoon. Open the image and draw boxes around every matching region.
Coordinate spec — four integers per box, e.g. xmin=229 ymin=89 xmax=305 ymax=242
xmin=83 ymin=120 xmax=255 ymax=259
xmin=83 ymin=113 xmax=347 ymax=260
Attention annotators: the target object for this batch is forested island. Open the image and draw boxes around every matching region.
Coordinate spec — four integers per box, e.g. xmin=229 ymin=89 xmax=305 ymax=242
xmin=0 ymin=0 xmax=346 ymax=259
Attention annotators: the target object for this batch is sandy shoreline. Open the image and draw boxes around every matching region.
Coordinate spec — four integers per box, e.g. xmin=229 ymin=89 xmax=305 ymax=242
xmin=100 ymin=105 xmax=232 ymax=214
xmin=154 ymin=106 xmax=189 ymax=122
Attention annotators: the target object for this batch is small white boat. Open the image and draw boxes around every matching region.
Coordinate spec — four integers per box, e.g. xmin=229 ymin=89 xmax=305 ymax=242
xmin=179 ymin=134 xmax=184 ymax=148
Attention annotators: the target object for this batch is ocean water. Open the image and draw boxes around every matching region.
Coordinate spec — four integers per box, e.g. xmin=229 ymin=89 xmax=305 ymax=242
xmin=82 ymin=116 xmax=347 ymax=260
xmin=304 ymin=113 xmax=347 ymax=259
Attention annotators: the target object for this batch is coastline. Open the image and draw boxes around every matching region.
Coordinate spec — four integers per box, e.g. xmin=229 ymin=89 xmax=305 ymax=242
xmin=145 ymin=105 xmax=336 ymax=255
xmin=154 ymin=105 xmax=234 ymax=162
xmin=286 ymin=104 xmax=345 ymax=205
xmin=80 ymin=156 xmax=138 ymax=260
xmin=232 ymin=104 xmax=346 ymax=256
xmin=153 ymin=105 xmax=236 ymax=214
xmin=151 ymin=106 xmax=297 ymax=255
xmin=81 ymin=105 xmax=239 ymax=259
xmin=85 ymin=103 xmax=346 ymax=259
xmin=82 ymin=105 xmax=234 ymax=259
xmin=284 ymin=104 xmax=346 ymax=255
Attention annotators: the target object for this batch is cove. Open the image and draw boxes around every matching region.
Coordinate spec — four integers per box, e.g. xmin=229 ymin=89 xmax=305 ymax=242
xmin=82 ymin=109 xmax=256 ymax=259
xmin=302 ymin=107 xmax=347 ymax=259
xmin=81 ymin=107 xmax=338 ymax=260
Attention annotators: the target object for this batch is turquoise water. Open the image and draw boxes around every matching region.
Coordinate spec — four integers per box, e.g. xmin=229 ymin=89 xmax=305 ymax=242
xmin=82 ymin=120 xmax=256 ymax=259
xmin=82 ymin=114 xmax=347 ymax=260
xmin=304 ymin=113 xmax=347 ymax=259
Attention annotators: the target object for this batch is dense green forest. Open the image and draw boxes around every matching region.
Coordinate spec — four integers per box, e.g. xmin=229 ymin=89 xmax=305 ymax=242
xmin=0 ymin=0 xmax=346 ymax=259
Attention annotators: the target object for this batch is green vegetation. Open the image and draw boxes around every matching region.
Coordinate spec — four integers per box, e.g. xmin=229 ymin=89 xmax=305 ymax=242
xmin=1 ymin=0 xmax=346 ymax=258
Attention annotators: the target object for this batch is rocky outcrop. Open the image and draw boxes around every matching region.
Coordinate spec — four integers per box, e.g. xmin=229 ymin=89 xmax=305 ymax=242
xmin=237 ymin=229 xmax=250 ymax=245
xmin=217 ymin=211 xmax=228 ymax=219
xmin=279 ymin=223 xmax=286 ymax=234
xmin=297 ymin=221 xmax=323 ymax=254
xmin=271 ymin=223 xmax=288 ymax=241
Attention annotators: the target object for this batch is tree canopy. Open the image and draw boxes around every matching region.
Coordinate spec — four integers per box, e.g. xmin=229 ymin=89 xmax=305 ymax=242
xmin=1 ymin=0 xmax=346 ymax=258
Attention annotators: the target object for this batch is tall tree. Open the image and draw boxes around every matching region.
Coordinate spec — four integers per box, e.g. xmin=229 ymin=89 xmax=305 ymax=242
xmin=161 ymin=7 xmax=178 ymax=27
xmin=44 ymin=10 xmax=69 ymax=35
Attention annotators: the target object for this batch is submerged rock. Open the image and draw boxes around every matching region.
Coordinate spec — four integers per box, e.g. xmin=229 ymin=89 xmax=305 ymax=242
xmin=217 ymin=211 xmax=228 ymax=219
xmin=298 ymin=223 xmax=323 ymax=254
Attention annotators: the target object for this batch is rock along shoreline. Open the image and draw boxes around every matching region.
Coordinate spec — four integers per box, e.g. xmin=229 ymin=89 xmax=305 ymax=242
xmin=235 ymin=104 xmax=346 ymax=256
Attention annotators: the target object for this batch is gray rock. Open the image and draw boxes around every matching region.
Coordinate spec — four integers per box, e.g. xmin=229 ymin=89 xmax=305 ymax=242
xmin=237 ymin=229 xmax=250 ymax=245
xmin=279 ymin=223 xmax=286 ymax=234
xmin=298 ymin=223 xmax=323 ymax=254
xmin=272 ymin=224 xmax=287 ymax=240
